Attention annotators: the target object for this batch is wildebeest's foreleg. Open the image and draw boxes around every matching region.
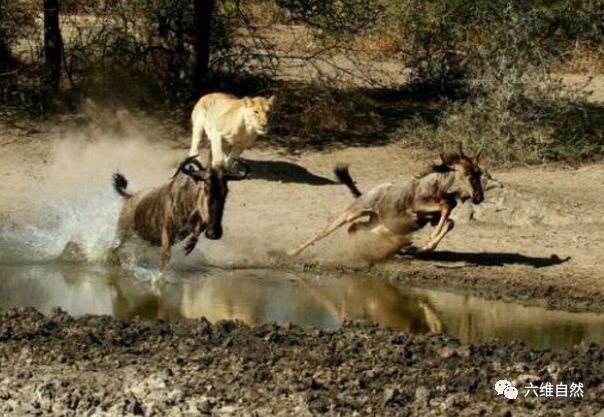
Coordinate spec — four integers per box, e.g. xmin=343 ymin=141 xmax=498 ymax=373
xmin=430 ymin=202 xmax=451 ymax=239
xmin=419 ymin=219 xmax=454 ymax=252
xmin=160 ymin=218 xmax=174 ymax=273
xmin=413 ymin=199 xmax=452 ymax=244
xmin=183 ymin=215 xmax=205 ymax=255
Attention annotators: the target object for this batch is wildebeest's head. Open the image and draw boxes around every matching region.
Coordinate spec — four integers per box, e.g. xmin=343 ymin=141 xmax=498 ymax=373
xmin=173 ymin=155 xmax=249 ymax=240
xmin=431 ymin=143 xmax=485 ymax=204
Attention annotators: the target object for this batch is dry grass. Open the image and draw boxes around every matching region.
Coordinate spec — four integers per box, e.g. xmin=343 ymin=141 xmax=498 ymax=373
xmin=242 ymin=1 xmax=289 ymax=27
xmin=552 ymin=42 xmax=604 ymax=74
xmin=352 ymin=28 xmax=404 ymax=58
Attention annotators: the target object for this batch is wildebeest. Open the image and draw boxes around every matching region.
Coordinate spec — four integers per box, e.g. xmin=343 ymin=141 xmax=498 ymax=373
xmin=111 ymin=155 xmax=248 ymax=272
xmin=288 ymin=144 xmax=485 ymax=258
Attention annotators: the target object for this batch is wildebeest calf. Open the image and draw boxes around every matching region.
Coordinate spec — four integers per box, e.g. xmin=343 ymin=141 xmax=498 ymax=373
xmin=288 ymin=145 xmax=485 ymax=258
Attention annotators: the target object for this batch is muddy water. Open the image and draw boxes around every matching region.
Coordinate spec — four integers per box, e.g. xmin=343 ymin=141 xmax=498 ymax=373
xmin=1 ymin=262 xmax=603 ymax=350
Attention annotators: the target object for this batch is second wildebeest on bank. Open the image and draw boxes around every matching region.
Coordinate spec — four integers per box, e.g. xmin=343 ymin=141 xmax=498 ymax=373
xmin=288 ymin=145 xmax=485 ymax=258
xmin=112 ymin=155 xmax=248 ymax=272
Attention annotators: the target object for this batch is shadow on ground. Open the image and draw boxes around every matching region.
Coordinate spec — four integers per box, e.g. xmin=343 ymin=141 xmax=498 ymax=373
xmin=245 ymin=158 xmax=337 ymax=185
xmin=409 ymin=250 xmax=571 ymax=268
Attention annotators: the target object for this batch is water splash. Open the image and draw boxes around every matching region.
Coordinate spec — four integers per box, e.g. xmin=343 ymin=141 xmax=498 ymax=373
xmin=0 ymin=186 xmax=121 ymax=263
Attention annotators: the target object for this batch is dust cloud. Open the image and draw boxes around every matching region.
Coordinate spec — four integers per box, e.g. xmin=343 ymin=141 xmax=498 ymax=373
xmin=0 ymin=105 xmax=181 ymax=264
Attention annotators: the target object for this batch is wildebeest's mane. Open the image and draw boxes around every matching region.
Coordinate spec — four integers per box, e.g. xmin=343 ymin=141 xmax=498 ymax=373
xmin=439 ymin=152 xmax=465 ymax=166
xmin=415 ymin=152 xmax=463 ymax=178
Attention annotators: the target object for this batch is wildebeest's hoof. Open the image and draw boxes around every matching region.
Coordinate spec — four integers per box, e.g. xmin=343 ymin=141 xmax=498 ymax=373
xmin=183 ymin=238 xmax=197 ymax=255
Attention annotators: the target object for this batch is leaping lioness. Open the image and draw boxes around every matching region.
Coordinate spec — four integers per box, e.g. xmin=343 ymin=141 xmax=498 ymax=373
xmin=189 ymin=92 xmax=275 ymax=167
xmin=288 ymin=145 xmax=485 ymax=258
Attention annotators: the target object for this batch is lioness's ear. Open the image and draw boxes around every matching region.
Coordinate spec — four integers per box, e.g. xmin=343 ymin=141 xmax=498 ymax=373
xmin=243 ymin=97 xmax=253 ymax=108
xmin=267 ymin=95 xmax=276 ymax=107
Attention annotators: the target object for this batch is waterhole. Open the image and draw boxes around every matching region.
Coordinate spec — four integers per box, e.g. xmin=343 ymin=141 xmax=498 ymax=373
xmin=1 ymin=262 xmax=603 ymax=350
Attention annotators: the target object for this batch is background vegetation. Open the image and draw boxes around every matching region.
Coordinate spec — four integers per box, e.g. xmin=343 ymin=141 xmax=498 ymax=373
xmin=1 ymin=0 xmax=603 ymax=164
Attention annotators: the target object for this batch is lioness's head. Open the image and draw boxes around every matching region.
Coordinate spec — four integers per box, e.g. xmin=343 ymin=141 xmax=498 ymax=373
xmin=243 ymin=95 xmax=275 ymax=135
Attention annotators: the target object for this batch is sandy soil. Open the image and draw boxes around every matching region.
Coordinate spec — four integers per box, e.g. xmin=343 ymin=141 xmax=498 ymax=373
xmin=1 ymin=111 xmax=604 ymax=315
xmin=1 ymin=308 xmax=603 ymax=416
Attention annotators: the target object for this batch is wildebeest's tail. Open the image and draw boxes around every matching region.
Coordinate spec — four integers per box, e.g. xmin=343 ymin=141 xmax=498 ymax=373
xmin=113 ymin=172 xmax=132 ymax=198
xmin=334 ymin=164 xmax=362 ymax=198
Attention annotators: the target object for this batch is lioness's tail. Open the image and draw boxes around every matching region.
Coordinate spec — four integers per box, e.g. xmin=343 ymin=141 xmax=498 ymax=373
xmin=334 ymin=164 xmax=362 ymax=198
xmin=113 ymin=172 xmax=132 ymax=199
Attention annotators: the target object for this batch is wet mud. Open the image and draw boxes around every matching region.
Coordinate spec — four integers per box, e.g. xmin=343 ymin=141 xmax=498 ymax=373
xmin=1 ymin=308 xmax=603 ymax=416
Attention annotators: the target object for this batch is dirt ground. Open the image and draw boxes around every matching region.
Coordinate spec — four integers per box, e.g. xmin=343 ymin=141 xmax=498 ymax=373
xmin=1 ymin=110 xmax=604 ymax=314
xmin=1 ymin=103 xmax=604 ymax=417
xmin=0 ymin=308 xmax=603 ymax=417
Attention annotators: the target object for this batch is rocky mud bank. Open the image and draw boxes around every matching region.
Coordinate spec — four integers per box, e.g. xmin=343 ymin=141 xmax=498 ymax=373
xmin=0 ymin=308 xmax=603 ymax=416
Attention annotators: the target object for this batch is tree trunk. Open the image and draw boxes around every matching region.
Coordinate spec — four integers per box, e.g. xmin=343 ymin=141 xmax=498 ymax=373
xmin=43 ymin=0 xmax=63 ymax=97
xmin=193 ymin=0 xmax=216 ymax=96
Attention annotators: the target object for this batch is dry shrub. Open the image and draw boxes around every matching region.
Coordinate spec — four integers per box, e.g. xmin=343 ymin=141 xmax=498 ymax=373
xmin=242 ymin=0 xmax=289 ymax=27
xmin=352 ymin=28 xmax=403 ymax=58
xmin=409 ymin=72 xmax=603 ymax=164
xmin=392 ymin=0 xmax=604 ymax=164
xmin=552 ymin=42 xmax=604 ymax=74
xmin=267 ymin=84 xmax=385 ymax=151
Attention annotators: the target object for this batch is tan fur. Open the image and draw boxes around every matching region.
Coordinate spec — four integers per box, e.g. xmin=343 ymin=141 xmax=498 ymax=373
xmin=288 ymin=151 xmax=485 ymax=258
xmin=189 ymin=92 xmax=276 ymax=166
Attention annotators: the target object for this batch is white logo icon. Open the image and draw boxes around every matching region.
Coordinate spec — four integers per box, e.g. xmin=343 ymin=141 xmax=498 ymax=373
xmin=504 ymin=386 xmax=519 ymax=400
xmin=495 ymin=380 xmax=518 ymax=400
xmin=495 ymin=380 xmax=511 ymax=395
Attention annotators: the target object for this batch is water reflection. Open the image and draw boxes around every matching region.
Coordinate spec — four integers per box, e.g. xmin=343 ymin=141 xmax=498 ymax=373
xmin=294 ymin=275 xmax=444 ymax=334
xmin=1 ymin=263 xmax=604 ymax=350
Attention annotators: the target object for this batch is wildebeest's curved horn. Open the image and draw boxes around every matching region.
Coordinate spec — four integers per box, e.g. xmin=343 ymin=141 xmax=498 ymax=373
xmin=476 ymin=141 xmax=485 ymax=160
xmin=173 ymin=155 xmax=210 ymax=181
xmin=183 ymin=163 xmax=210 ymax=181
xmin=225 ymin=160 xmax=250 ymax=181
xmin=458 ymin=142 xmax=465 ymax=157
xmin=172 ymin=155 xmax=202 ymax=179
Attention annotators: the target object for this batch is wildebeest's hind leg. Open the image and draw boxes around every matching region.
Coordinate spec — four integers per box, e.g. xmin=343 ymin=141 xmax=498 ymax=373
xmin=347 ymin=212 xmax=378 ymax=235
xmin=288 ymin=210 xmax=373 ymax=257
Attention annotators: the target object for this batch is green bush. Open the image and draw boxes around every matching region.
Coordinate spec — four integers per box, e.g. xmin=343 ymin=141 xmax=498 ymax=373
xmin=0 ymin=0 xmax=35 ymax=71
xmin=392 ymin=0 xmax=604 ymax=163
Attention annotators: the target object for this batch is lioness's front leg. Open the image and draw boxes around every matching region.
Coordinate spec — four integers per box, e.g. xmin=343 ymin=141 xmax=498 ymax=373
xmin=189 ymin=121 xmax=206 ymax=156
xmin=208 ymin=131 xmax=225 ymax=167
xmin=224 ymin=148 xmax=243 ymax=171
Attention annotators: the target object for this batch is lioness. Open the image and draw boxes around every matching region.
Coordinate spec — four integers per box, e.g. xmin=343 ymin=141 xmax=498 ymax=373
xmin=189 ymin=92 xmax=275 ymax=167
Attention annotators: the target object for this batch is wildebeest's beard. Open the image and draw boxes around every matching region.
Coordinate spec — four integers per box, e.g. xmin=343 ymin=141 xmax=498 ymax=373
xmin=205 ymin=169 xmax=228 ymax=240
xmin=470 ymin=172 xmax=484 ymax=204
